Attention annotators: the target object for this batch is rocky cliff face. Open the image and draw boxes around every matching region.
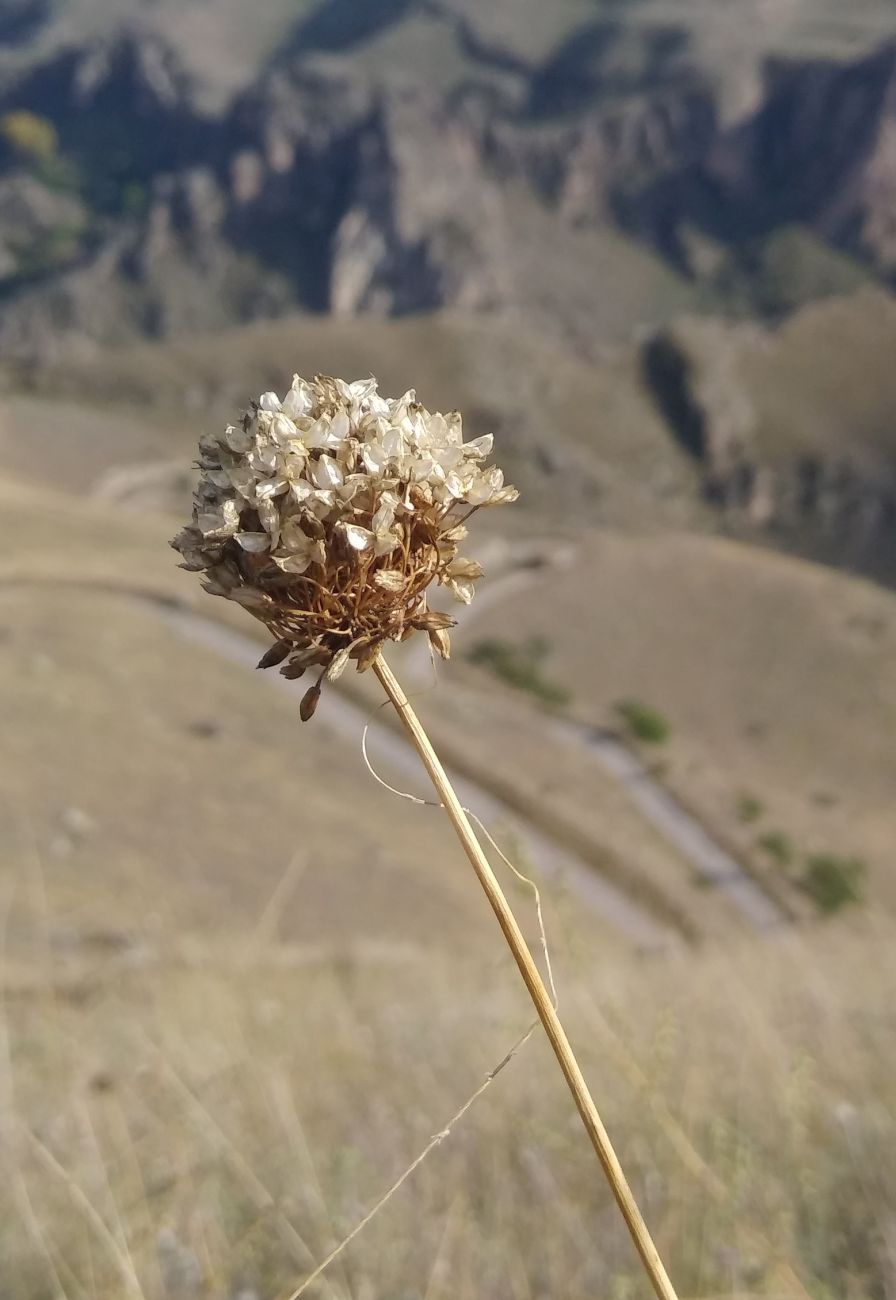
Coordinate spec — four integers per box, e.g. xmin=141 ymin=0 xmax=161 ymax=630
xmin=623 ymin=42 xmax=896 ymax=278
xmin=0 ymin=15 xmax=894 ymax=363
xmin=641 ymin=292 xmax=896 ymax=581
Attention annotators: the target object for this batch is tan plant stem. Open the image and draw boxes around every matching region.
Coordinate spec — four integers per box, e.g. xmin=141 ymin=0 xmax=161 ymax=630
xmin=373 ymin=653 xmax=679 ymax=1300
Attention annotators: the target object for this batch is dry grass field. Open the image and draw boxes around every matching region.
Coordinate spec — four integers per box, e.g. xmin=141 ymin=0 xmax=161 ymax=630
xmin=3 ymin=915 xmax=894 ymax=1299
xmin=2 ymin=306 xmax=895 ymax=1297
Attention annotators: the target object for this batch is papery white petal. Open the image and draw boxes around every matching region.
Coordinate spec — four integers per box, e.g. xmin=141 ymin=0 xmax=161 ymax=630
xmin=251 ymin=445 xmax=279 ymax=473
xmin=349 ymin=377 xmax=378 ymax=402
xmin=310 ymin=456 xmax=344 ymax=490
xmin=280 ymin=519 xmax=307 ymax=550
xmin=488 ymin=486 xmax=520 ymax=505
xmin=227 ymin=465 xmax=257 ymax=498
xmin=381 ymin=426 xmax=406 ymax=458
xmin=409 ymin=456 xmax=435 ymax=482
xmin=373 ymin=528 xmax=400 ymax=556
xmin=255 ymin=477 xmax=288 ymax=500
xmin=197 ymin=499 xmax=240 ymax=537
xmin=235 ymin=532 xmax=271 ymax=552
xmin=196 ymin=511 xmax=224 ymax=537
xmin=225 ymin=424 xmax=253 ymax=454
xmin=258 ymin=392 xmax=280 ymax=412
xmin=444 ymin=412 xmax=464 ymax=445
xmin=330 ymin=409 xmax=351 ymax=444
xmin=465 ymin=468 xmax=503 ymax=505
xmin=443 ymin=470 xmax=466 ymax=498
xmin=308 ymin=490 xmax=337 ymax=517
xmin=282 ymin=381 xmax=313 ymax=418
xmin=436 ymin=444 xmax=464 ymax=471
xmin=464 ymin=434 xmax=494 ymax=458
xmin=306 ymin=415 xmax=332 ymax=449
xmin=282 ymin=441 xmax=309 ymax=466
xmin=362 ymin=442 xmax=389 ymax=475
xmin=410 ymin=412 xmax=433 ymax=448
xmin=428 ymin=413 xmax=448 ymax=444
xmin=338 ymin=474 xmax=370 ymax=502
xmin=449 ymin=578 xmax=475 ymax=604
xmin=270 ymin=413 xmax=297 ymax=443
xmin=258 ymin=499 xmax=280 ymax=543
xmin=273 ymin=553 xmax=312 ymax=574
xmin=342 ymin=523 xmax=374 ymax=551
xmin=372 ymin=500 xmax=396 ymax=534
xmin=447 ymin=556 xmax=484 ymax=580
xmin=441 ymin=523 xmax=468 ymax=543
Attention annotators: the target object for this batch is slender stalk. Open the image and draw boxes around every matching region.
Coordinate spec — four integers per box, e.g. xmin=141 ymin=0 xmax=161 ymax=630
xmin=373 ymin=653 xmax=679 ymax=1300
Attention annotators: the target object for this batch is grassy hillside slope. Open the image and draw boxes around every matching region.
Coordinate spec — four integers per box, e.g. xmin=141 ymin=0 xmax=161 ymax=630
xmin=6 ymin=310 xmax=707 ymax=532
xmin=464 ymin=531 xmax=896 ymax=911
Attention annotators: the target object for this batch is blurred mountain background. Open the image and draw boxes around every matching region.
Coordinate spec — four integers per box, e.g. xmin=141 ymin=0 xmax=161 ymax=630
xmin=2 ymin=0 xmax=896 ymax=577
xmin=2 ymin=4 xmax=896 ymax=1299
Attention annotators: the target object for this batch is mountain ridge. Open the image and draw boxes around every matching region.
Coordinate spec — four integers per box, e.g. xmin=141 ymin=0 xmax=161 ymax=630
xmin=0 ymin=9 xmax=895 ymax=361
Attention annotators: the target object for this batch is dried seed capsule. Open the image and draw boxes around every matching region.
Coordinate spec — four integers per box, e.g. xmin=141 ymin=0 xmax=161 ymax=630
xmin=429 ymin=628 xmax=451 ymax=660
xmin=414 ymin=610 xmax=456 ymax=632
xmin=300 ymin=684 xmax=321 ymax=722
xmin=256 ymin=639 xmax=292 ymax=670
xmin=355 ymin=642 xmax=381 ymax=673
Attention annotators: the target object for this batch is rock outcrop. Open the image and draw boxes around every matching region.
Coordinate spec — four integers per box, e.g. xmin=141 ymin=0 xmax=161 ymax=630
xmin=0 ymin=15 xmax=895 ymax=363
xmin=623 ymin=42 xmax=896 ymax=279
xmin=641 ymin=291 xmax=896 ymax=581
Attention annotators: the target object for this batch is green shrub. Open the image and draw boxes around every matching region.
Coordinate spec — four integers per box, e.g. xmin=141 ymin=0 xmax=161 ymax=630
xmin=757 ymin=830 xmax=794 ymax=869
xmin=0 ymin=109 xmax=57 ymax=162
xmin=5 ymin=221 xmax=89 ymax=281
xmin=802 ymin=854 xmax=866 ymax=915
xmin=616 ymin=698 xmax=671 ymax=744
xmin=33 ymin=153 xmax=83 ymax=194
xmin=120 ymin=180 xmax=149 ymax=218
xmin=468 ymin=636 xmax=570 ymax=708
xmin=736 ymin=793 xmax=763 ymax=824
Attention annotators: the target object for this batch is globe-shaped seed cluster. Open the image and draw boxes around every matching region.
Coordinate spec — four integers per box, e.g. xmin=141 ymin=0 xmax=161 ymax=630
xmin=171 ymin=373 xmax=518 ymax=718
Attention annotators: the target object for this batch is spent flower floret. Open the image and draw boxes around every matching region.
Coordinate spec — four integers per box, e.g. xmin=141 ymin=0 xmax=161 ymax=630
xmin=171 ymin=373 xmax=518 ymax=718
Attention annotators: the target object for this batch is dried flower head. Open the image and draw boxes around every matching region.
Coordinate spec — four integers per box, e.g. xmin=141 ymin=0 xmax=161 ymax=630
xmin=172 ymin=374 xmax=518 ymax=717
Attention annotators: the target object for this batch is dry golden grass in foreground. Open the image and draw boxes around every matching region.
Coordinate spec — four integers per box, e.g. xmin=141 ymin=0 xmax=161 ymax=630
xmin=1 ymin=919 xmax=893 ymax=1300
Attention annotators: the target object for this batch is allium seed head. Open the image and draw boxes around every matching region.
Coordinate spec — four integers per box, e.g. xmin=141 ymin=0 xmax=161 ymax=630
xmin=172 ymin=374 xmax=518 ymax=717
